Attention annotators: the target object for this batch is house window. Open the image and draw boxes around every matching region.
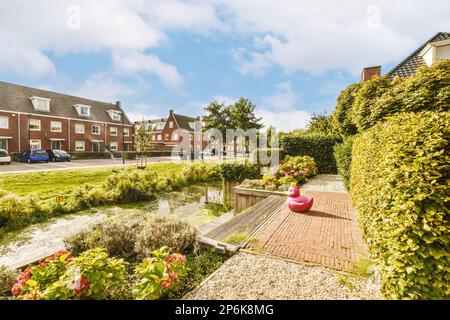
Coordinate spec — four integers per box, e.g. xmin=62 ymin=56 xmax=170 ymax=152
xmin=92 ymin=125 xmax=100 ymax=135
xmin=74 ymin=104 xmax=91 ymax=117
xmin=75 ymin=123 xmax=85 ymax=134
xmin=110 ymin=142 xmax=118 ymax=151
xmin=0 ymin=116 xmax=8 ymax=129
xmin=51 ymin=140 xmax=62 ymax=150
xmin=92 ymin=141 xmax=101 ymax=152
xmin=172 ymin=133 xmax=178 ymax=141
xmin=29 ymin=119 xmax=41 ymax=131
xmin=157 ymin=134 xmax=162 ymax=141
xmin=75 ymin=141 xmax=85 ymax=151
xmin=51 ymin=121 xmax=62 ymax=132
xmin=30 ymin=139 xmax=41 ymax=149
xmin=108 ymin=110 xmax=121 ymax=121
xmin=165 ymin=134 xmax=169 ymax=141
xmin=31 ymin=97 xmax=50 ymax=111
xmin=123 ymin=128 xmax=130 ymax=137
xmin=169 ymin=121 xmax=174 ymax=128
xmin=110 ymin=127 xmax=118 ymax=136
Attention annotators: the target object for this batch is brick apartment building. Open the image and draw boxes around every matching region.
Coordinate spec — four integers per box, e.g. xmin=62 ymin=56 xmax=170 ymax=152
xmin=0 ymin=81 xmax=134 ymax=153
xmin=135 ymin=109 xmax=209 ymax=153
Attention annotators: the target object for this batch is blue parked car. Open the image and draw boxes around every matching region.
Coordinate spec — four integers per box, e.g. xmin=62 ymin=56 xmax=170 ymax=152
xmin=19 ymin=149 xmax=49 ymax=163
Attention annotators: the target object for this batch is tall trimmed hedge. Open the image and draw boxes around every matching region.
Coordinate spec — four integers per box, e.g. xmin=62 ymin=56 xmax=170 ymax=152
xmin=333 ymin=136 xmax=355 ymax=190
xmin=351 ymin=111 xmax=449 ymax=299
xmin=281 ymin=133 xmax=342 ymax=174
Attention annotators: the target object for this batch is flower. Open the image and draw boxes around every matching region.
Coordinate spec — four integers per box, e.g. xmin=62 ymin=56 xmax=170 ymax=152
xmin=12 ymin=283 xmax=21 ymax=296
xmin=164 ymin=253 xmax=186 ymax=265
xmin=159 ymin=279 xmax=172 ymax=289
xmin=73 ymin=276 xmax=90 ymax=295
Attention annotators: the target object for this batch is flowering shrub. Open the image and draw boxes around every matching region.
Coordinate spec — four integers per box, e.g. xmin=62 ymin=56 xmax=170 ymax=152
xmin=12 ymin=250 xmax=71 ymax=300
xmin=133 ymin=247 xmax=187 ymax=300
xmin=43 ymin=248 xmax=128 ymax=300
xmin=258 ymin=156 xmax=318 ymax=190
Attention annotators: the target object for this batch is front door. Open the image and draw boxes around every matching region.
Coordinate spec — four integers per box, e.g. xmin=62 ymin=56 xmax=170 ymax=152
xmin=0 ymin=139 xmax=7 ymax=150
xmin=51 ymin=140 xmax=61 ymax=150
xmin=92 ymin=141 xmax=101 ymax=152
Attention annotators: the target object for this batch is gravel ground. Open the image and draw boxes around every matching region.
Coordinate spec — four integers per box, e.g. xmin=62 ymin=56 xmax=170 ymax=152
xmin=301 ymin=175 xmax=347 ymax=193
xmin=185 ymin=252 xmax=381 ymax=300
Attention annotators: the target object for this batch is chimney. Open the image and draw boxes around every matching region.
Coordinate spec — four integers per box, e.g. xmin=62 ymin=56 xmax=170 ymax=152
xmin=169 ymin=109 xmax=174 ymax=114
xmin=116 ymin=101 xmax=121 ymax=109
xmin=361 ymin=66 xmax=381 ymax=81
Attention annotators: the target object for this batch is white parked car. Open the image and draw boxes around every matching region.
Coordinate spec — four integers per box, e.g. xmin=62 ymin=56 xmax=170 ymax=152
xmin=0 ymin=149 xmax=11 ymax=165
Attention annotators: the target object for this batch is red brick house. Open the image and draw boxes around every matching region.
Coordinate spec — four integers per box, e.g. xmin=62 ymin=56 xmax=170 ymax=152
xmin=136 ymin=109 xmax=208 ymax=153
xmin=0 ymin=81 xmax=134 ymax=153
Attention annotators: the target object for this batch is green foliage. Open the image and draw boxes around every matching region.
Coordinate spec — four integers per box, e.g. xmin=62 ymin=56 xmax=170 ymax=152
xmin=174 ymin=250 xmax=228 ymax=298
xmin=219 ymin=160 xmax=261 ymax=182
xmin=332 ymin=83 xmax=361 ymax=136
xmin=351 ymin=111 xmax=450 ymax=299
xmin=281 ymin=132 xmax=342 ymax=173
xmin=133 ymin=247 xmax=187 ymax=300
xmin=0 ymin=266 xmax=18 ymax=297
xmin=64 ymin=218 xmax=143 ymax=261
xmin=0 ymin=163 xmax=221 ymax=238
xmin=43 ymin=248 xmax=128 ymax=300
xmin=134 ymin=122 xmax=154 ymax=155
xmin=372 ymin=60 xmax=450 ymax=125
xmin=228 ymin=98 xmax=263 ymax=131
xmin=352 ymin=76 xmax=393 ymax=131
xmin=135 ymin=216 xmax=199 ymax=257
xmin=307 ymin=112 xmax=335 ymax=135
xmin=333 ymin=136 xmax=355 ymax=190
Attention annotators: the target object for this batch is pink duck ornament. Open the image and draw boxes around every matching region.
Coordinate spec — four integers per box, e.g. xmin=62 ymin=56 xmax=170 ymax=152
xmin=286 ymin=183 xmax=313 ymax=213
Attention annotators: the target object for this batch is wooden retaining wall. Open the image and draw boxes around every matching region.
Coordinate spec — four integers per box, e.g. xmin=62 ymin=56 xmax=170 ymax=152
xmin=234 ymin=186 xmax=286 ymax=214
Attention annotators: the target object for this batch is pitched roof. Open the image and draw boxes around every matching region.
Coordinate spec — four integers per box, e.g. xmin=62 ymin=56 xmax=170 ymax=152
xmin=173 ymin=113 xmax=198 ymax=131
xmin=387 ymin=32 xmax=450 ymax=79
xmin=0 ymin=81 xmax=132 ymax=125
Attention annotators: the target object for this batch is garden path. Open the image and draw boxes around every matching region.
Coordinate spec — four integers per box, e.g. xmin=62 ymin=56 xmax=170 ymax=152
xmin=243 ymin=175 xmax=367 ymax=271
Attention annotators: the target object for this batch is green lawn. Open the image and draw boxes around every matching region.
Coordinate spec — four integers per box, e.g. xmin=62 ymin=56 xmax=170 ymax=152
xmin=0 ymin=162 xmax=186 ymax=198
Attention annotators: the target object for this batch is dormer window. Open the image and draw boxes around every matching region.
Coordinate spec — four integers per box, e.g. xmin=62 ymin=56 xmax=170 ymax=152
xmin=74 ymin=104 xmax=91 ymax=117
xmin=108 ymin=110 xmax=122 ymax=121
xmin=419 ymin=39 xmax=450 ymax=67
xmin=30 ymin=97 xmax=51 ymax=111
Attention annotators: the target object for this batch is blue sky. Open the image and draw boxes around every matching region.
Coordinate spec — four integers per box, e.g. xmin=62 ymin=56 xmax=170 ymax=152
xmin=0 ymin=1 xmax=449 ymax=131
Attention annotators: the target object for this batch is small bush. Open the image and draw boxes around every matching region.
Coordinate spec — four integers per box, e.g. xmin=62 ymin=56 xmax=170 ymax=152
xmin=281 ymin=133 xmax=342 ymax=174
xmin=0 ymin=266 xmax=18 ymax=297
xmin=64 ymin=218 xmax=143 ymax=261
xmin=219 ymin=160 xmax=261 ymax=182
xmin=351 ymin=111 xmax=449 ymax=299
xmin=135 ymin=217 xmax=199 ymax=257
xmin=334 ymin=136 xmax=355 ymax=190
xmin=133 ymin=247 xmax=187 ymax=300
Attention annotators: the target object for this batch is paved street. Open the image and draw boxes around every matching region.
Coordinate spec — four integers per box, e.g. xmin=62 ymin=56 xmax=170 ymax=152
xmin=0 ymin=157 xmax=178 ymax=174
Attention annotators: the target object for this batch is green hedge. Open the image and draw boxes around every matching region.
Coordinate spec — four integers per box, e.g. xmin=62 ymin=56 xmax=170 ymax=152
xmin=333 ymin=136 xmax=355 ymax=190
xmin=219 ymin=160 xmax=261 ymax=182
xmin=69 ymin=152 xmax=112 ymax=160
xmin=351 ymin=111 xmax=449 ymax=299
xmin=281 ymin=133 xmax=342 ymax=174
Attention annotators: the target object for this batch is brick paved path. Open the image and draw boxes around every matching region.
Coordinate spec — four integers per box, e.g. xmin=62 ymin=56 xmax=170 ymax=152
xmin=244 ymin=191 xmax=367 ymax=271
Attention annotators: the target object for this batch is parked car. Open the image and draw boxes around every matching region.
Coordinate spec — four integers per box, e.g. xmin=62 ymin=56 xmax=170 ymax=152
xmin=0 ymin=149 xmax=11 ymax=165
xmin=19 ymin=149 xmax=49 ymax=163
xmin=46 ymin=149 xmax=71 ymax=162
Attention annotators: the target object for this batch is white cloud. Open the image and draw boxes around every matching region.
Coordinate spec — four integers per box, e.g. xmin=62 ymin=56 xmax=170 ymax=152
xmin=261 ymin=82 xmax=298 ymax=110
xmin=112 ymin=52 xmax=184 ymax=89
xmin=256 ymin=109 xmax=311 ymax=132
xmin=212 ymin=95 xmax=238 ymax=106
xmin=126 ymin=103 xmax=163 ymax=122
xmin=73 ymin=73 xmax=135 ymax=103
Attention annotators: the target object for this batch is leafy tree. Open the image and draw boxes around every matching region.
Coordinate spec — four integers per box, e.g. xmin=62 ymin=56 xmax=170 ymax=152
xmin=332 ymin=83 xmax=361 ymax=136
xmin=352 ymin=76 xmax=392 ymax=132
xmin=133 ymin=122 xmax=154 ymax=156
xmin=306 ymin=112 xmax=334 ymax=135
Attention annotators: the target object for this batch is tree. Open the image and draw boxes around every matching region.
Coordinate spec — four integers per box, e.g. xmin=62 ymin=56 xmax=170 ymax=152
xmin=331 ymin=83 xmax=361 ymax=136
xmin=306 ymin=112 xmax=334 ymax=135
xmin=133 ymin=122 xmax=154 ymax=156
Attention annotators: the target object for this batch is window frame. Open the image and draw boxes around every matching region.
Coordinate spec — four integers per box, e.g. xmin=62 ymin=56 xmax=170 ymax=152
xmin=123 ymin=128 xmax=130 ymax=137
xmin=110 ymin=127 xmax=118 ymax=136
xmin=109 ymin=142 xmax=118 ymax=151
xmin=29 ymin=119 xmax=41 ymax=131
xmin=75 ymin=141 xmax=85 ymax=151
xmin=50 ymin=121 xmax=62 ymax=133
xmin=29 ymin=139 xmax=42 ymax=150
xmin=0 ymin=116 xmax=9 ymax=129
xmin=75 ymin=123 xmax=85 ymax=134
xmin=92 ymin=125 xmax=101 ymax=135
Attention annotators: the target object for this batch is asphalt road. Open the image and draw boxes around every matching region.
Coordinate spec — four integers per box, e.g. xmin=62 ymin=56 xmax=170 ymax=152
xmin=0 ymin=157 xmax=179 ymax=174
